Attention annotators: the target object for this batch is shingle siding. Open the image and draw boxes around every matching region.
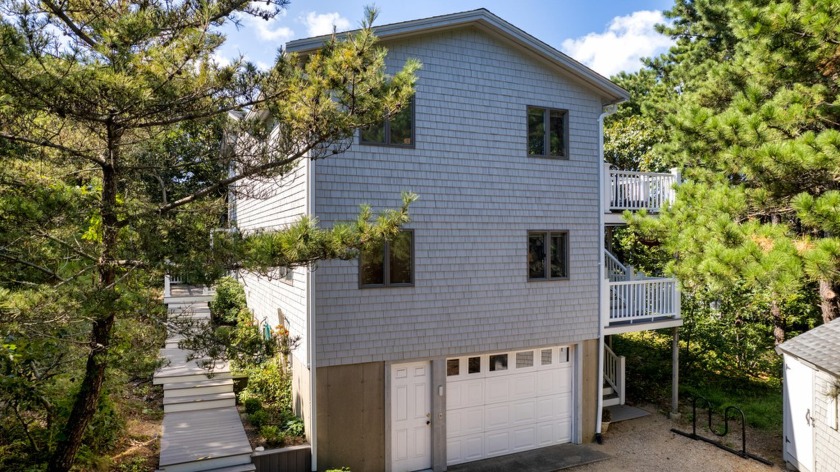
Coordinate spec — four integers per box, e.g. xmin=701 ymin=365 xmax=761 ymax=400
xmin=312 ymin=28 xmax=603 ymax=367
xmin=234 ymin=159 xmax=310 ymax=365
xmin=815 ymin=370 xmax=840 ymax=472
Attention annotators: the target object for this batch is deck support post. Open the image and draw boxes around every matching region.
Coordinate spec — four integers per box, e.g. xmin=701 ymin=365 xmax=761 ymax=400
xmin=670 ymin=327 xmax=680 ymax=419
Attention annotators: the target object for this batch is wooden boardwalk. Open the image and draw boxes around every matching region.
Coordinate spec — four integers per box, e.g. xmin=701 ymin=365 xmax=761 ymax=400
xmin=155 ymin=285 xmax=254 ymax=472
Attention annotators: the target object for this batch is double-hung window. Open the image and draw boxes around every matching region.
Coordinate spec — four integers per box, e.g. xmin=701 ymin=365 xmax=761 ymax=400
xmin=360 ymin=99 xmax=414 ymax=147
xmin=360 ymin=230 xmax=414 ymax=287
xmin=527 ymin=106 xmax=568 ymax=158
xmin=528 ymin=231 xmax=569 ymax=280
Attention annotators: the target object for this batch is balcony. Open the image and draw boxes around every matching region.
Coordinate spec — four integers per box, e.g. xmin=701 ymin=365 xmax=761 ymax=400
xmin=603 ymin=165 xmax=680 ymax=224
xmin=602 ymin=250 xmax=682 ymax=334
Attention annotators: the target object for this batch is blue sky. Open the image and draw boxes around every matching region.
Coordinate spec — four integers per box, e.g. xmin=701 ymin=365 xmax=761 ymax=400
xmin=218 ymin=0 xmax=676 ymax=78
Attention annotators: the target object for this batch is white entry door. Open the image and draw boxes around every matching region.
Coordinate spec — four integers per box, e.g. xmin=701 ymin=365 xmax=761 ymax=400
xmin=391 ymin=361 xmax=432 ymax=472
xmin=784 ymin=355 xmax=814 ymax=472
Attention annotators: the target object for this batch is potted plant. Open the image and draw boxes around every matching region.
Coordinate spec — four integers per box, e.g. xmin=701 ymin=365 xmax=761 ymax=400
xmin=601 ymin=408 xmax=612 ymax=433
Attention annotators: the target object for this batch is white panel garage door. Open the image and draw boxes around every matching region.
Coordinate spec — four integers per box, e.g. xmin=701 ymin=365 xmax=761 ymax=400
xmin=446 ymin=346 xmax=573 ymax=465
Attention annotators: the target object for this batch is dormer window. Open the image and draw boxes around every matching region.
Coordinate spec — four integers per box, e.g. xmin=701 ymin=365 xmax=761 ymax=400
xmin=360 ymin=99 xmax=415 ymax=147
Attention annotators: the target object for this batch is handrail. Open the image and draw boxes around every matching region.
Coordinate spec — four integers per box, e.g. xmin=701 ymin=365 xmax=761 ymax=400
xmin=603 ymin=344 xmax=626 ymax=405
xmin=604 ymin=249 xmax=630 ymax=282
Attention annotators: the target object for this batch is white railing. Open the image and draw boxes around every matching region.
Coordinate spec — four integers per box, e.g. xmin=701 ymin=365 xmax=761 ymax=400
xmin=604 ymin=166 xmax=680 ymax=213
xmin=605 ymin=250 xmax=630 ymax=282
xmin=604 ymin=344 xmax=626 ymax=405
xmin=608 ymin=278 xmax=680 ymax=324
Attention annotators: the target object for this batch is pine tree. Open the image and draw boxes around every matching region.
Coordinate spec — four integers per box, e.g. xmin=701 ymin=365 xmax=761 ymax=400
xmin=0 ymin=3 xmax=418 ymax=470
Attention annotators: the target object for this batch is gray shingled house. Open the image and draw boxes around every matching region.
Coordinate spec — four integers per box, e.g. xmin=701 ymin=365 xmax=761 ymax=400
xmin=776 ymin=318 xmax=840 ymax=472
xmin=231 ymin=9 xmax=683 ymax=472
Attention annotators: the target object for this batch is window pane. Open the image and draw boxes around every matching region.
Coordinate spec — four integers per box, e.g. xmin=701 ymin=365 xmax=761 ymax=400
xmin=541 ymin=349 xmax=552 ymax=365
xmin=490 ymin=354 xmax=508 ymax=371
xmin=516 ymin=351 xmax=534 ymax=368
xmin=360 ymin=243 xmax=384 ymax=285
xmin=549 ymin=110 xmax=565 ymax=157
xmin=528 ymin=234 xmax=546 ymax=279
xmin=560 ymin=347 xmax=570 ymax=363
xmin=360 ymin=122 xmax=386 ymax=143
xmin=389 ymin=105 xmax=413 ymax=145
xmin=527 ymin=107 xmax=545 ymax=155
xmin=447 ymin=359 xmax=460 ymax=376
xmin=468 ymin=357 xmax=481 ymax=374
xmin=550 ymin=233 xmax=567 ymax=278
xmin=388 ymin=231 xmax=413 ymax=284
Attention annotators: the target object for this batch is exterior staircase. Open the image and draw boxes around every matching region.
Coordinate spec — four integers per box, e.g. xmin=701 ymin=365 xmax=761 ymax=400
xmin=155 ymin=284 xmax=254 ymax=472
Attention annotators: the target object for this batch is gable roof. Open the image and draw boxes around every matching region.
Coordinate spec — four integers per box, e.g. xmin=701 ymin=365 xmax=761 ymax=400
xmin=285 ymin=9 xmax=629 ymax=106
xmin=776 ymin=318 xmax=840 ymax=376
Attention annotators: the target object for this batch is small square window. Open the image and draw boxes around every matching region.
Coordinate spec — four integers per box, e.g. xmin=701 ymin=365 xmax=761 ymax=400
xmin=527 ymin=106 xmax=568 ymax=158
xmin=541 ymin=349 xmax=552 ymax=365
xmin=528 ymin=231 xmax=569 ymax=280
xmin=360 ymin=230 xmax=414 ymax=287
xmin=516 ymin=351 xmax=534 ymax=368
xmin=468 ymin=357 xmax=481 ymax=374
xmin=490 ymin=354 xmax=508 ymax=372
xmin=447 ymin=359 xmax=460 ymax=376
xmin=360 ymin=98 xmax=415 ymax=147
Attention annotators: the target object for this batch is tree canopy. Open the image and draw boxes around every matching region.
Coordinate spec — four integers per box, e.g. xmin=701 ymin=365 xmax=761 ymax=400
xmin=0 ymin=2 xmax=418 ymax=469
xmin=608 ymin=0 xmax=840 ymax=377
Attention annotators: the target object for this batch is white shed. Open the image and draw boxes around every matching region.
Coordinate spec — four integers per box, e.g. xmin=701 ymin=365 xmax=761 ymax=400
xmin=776 ymin=318 xmax=840 ymax=472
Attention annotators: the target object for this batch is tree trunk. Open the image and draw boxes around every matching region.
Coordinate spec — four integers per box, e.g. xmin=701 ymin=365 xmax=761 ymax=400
xmin=819 ymin=279 xmax=840 ymax=324
xmin=49 ymin=139 xmax=121 ymax=471
xmin=771 ymin=300 xmax=785 ymax=346
xmin=47 ymin=313 xmax=116 ymax=471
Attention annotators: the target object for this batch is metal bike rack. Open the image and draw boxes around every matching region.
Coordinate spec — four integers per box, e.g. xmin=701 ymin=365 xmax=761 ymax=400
xmin=671 ymin=395 xmax=773 ymax=466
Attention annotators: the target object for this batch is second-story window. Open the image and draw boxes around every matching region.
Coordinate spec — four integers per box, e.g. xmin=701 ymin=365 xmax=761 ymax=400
xmin=360 ymin=99 xmax=414 ymax=147
xmin=360 ymin=230 xmax=414 ymax=287
xmin=527 ymin=106 xmax=567 ymax=158
xmin=528 ymin=231 xmax=569 ymax=280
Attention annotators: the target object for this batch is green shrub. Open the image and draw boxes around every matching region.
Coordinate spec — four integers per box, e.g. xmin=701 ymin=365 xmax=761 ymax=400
xmin=260 ymin=425 xmax=286 ymax=447
xmin=284 ymin=416 xmax=305 ymax=437
xmin=210 ymin=277 xmax=247 ymax=326
xmin=249 ymin=409 xmax=269 ymax=429
xmin=243 ymin=357 xmax=290 ymax=406
xmin=244 ymin=398 xmax=262 ymax=415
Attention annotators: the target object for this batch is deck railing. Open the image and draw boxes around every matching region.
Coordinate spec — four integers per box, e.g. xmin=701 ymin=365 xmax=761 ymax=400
xmin=604 ymin=344 xmax=626 ymax=405
xmin=605 ymin=250 xmax=630 ymax=282
xmin=604 ymin=166 xmax=680 ymax=213
xmin=607 ymin=278 xmax=680 ymax=325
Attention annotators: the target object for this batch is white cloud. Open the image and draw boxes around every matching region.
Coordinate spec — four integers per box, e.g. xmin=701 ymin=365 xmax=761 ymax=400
xmin=301 ymin=12 xmax=351 ymax=37
xmin=245 ymin=10 xmax=295 ymax=42
xmin=561 ymin=10 xmax=673 ymax=77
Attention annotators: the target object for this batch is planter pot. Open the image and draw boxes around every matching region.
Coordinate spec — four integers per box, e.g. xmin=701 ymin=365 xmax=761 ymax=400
xmin=601 ymin=421 xmax=611 ymax=433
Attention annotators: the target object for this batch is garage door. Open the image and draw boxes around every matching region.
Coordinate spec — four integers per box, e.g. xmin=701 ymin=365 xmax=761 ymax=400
xmin=446 ymin=346 xmax=573 ymax=465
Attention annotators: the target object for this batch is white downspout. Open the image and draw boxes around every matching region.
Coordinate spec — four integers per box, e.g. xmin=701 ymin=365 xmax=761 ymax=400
xmin=306 ymin=156 xmax=317 ymax=471
xmin=596 ymin=104 xmax=617 ymax=443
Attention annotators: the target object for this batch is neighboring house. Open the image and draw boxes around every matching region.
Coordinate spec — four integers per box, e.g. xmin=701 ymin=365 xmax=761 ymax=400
xmin=232 ymin=9 xmax=682 ymax=472
xmin=776 ymin=318 xmax=840 ymax=472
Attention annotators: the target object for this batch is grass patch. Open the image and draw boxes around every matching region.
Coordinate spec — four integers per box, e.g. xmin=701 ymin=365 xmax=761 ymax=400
xmin=612 ymin=330 xmax=782 ymax=432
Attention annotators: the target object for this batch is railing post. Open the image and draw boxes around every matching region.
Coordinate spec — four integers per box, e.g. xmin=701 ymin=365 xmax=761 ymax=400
xmin=618 ymin=355 xmax=626 ymax=405
xmin=670 ymin=167 xmax=681 ymax=205
xmin=603 ymin=163 xmax=612 ymax=214
xmin=164 ymin=274 xmax=171 ymax=299
xmin=602 ymin=275 xmax=611 ymax=328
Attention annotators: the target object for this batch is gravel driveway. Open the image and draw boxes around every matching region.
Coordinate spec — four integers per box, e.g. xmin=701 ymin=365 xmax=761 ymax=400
xmin=570 ymin=406 xmax=785 ymax=472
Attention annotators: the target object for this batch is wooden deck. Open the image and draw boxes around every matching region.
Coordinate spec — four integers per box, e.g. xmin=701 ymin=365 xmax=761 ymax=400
xmin=154 ymin=285 xmax=254 ymax=472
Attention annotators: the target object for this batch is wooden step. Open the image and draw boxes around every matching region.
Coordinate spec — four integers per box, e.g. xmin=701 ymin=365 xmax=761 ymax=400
xmin=159 ymin=407 xmax=252 ymax=472
xmin=164 ymin=379 xmax=234 ymax=398
xmin=163 ymin=392 xmax=236 ymax=413
xmin=201 ymin=464 xmax=255 ymax=472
